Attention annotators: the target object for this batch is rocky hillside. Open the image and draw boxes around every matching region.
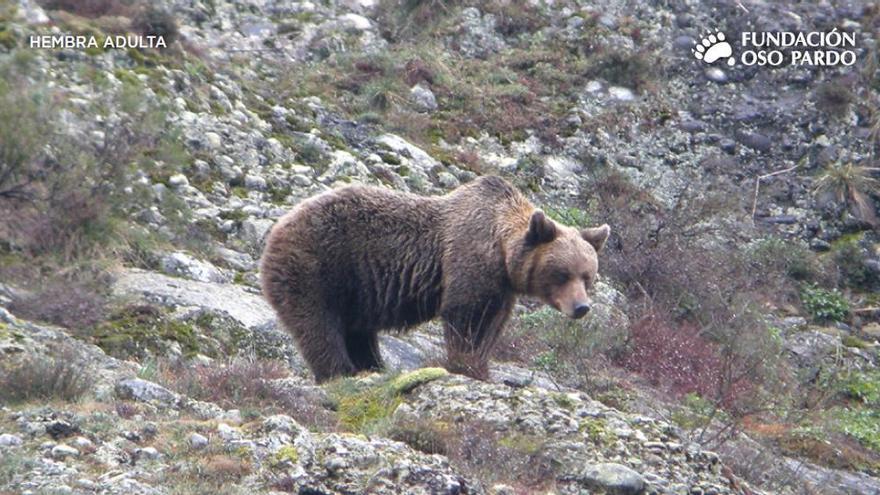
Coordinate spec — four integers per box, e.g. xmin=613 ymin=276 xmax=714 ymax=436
xmin=1 ymin=0 xmax=879 ymax=494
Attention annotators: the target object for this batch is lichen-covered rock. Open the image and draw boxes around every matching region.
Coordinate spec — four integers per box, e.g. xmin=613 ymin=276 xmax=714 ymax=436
xmin=115 ymin=378 xmax=181 ymax=407
xmin=394 ymin=375 xmax=739 ymax=494
xmin=454 ymin=8 xmax=506 ymax=59
xmin=410 ymin=84 xmax=438 ymax=112
xmin=159 ymin=251 xmax=231 ymax=283
xmin=581 ymin=462 xmax=647 ymax=495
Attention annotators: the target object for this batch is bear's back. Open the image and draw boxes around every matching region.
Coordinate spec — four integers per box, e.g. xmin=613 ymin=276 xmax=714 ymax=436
xmin=271 ymin=185 xmax=445 ymax=330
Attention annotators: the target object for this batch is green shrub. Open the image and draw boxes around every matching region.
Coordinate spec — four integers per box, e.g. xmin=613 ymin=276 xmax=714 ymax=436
xmin=746 ymin=237 xmax=821 ymax=281
xmin=0 ymin=29 xmax=16 ymax=49
xmin=843 ymin=371 xmax=880 ymax=406
xmin=842 ymin=335 xmax=868 ymax=349
xmin=800 ymin=285 xmax=850 ymax=323
xmin=545 ymin=206 xmax=590 ymax=229
xmin=831 ymin=234 xmax=879 ymax=290
xmin=837 ymin=407 xmax=880 ymax=452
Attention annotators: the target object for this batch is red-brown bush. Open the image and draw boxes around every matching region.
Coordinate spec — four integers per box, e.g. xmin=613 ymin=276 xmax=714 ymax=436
xmin=617 ymin=313 xmax=753 ymax=408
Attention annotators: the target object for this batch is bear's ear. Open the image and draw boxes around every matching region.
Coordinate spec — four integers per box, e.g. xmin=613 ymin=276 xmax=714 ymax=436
xmin=581 ymin=224 xmax=610 ymax=252
xmin=526 ymin=210 xmax=558 ymax=245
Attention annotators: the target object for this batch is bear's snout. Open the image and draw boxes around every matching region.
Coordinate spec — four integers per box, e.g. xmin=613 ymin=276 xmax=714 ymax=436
xmin=572 ymin=303 xmax=591 ymax=319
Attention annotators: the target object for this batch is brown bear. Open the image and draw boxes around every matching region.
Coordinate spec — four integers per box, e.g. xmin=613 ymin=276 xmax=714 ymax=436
xmin=260 ymin=176 xmax=609 ymax=382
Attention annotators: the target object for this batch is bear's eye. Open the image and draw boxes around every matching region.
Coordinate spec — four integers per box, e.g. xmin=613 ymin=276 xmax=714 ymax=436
xmin=582 ymin=274 xmax=593 ymax=288
xmin=551 ymin=270 xmax=570 ymax=284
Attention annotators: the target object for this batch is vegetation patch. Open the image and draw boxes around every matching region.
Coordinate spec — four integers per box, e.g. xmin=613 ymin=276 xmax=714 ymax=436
xmin=800 ymin=285 xmax=850 ymax=323
xmin=843 ymin=371 xmax=880 ymax=406
xmin=388 ymin=367 xmax=448 ymax=394
xmin=579 ymin=417 xmax=617 ymax=447
xmin=837 ymin=407 xmax=880 ymax=452
xmin=389 ymin=416 xmax=557 ymax=491
xmin=153 ymin=356 xmax=335 ymax=429
xmin=0 ymin=344 xmax=91 ymax=404
xmin=90 ymin=305 xmax=200 ymax=359
xmin=545 ymin=206 xmax=591 ymax=229
xmin=327 ymin=368 xmax=447 ymax=434
xmin=272 ymin=445 xmax=300 ymax=466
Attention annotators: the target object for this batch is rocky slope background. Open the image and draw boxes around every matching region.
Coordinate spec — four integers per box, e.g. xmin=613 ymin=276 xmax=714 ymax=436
xmin=0 ymin=0 xmax=879 ymax=493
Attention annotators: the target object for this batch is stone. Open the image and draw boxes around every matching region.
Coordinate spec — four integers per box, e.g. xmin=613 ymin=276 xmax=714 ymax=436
xmin=581 ymin=463 xmax=647 ymax=495
xmin=609 ymin=86 xmax=636 ymax=101
xmin=189 ymin=432 xmax=209 ymax=449
xmin=51 ymin=444 xmax=80 ymax=459
xmin=410 ymin=84 xmax=438 ymax=112
xmin=738 ymin=132 xmax=772 ymax=152
xmin=239 ymin=218 xmax=275 ymax=252
xmin=705 ymin=68 xmax=727 ymax=83
xmin=262 ymin=415 xmax=303 ymax=435
xmin=216 ymin=247 xmax=256 ymax=271
xmin=544 ymin=155 xmax=583 ymax=183
xmin=217 ymin=423 xmax=241 ymax=441
xmin=243 ymin=174 xmax=268 ymax=191
xmin=205 ymin=132 xmax=223 ymax=150
xmin=719 ymin=138 xmax=737 ymax=154
xmin=375 ymin=134 xmax=441 ymax=172
xmin=0 ymin=434 xmax=22 ymax=447
xmin=456 ymin=7 xmax=505 ymax=58
xmin=784 ymin=331 xmax=841 ymax=369
xmin=292 ymin=174 xmax=313 ymax=187
xmin=71 ymin=436 xmax=94 ymax=452
xmin=168 ymin=174 xmax=189 ymax=188
xmin=114 ymin=269 xmax=276 ymax=329
xmin=136 ymin=446 xmax=161 ymax=460
xmin=115 ymin=378 xmax=180 ymax=407
xmin=437 ymin=172 xmax=460 ymax=189
xmin=673 ymin=35 xmax=696 ymax=50
xmin=160 ymin=251 xmax=231 ymax=283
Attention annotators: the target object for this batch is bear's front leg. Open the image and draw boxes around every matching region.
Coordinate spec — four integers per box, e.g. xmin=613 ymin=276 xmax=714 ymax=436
xmin=441 ymin=295 xmax=514 ymax=380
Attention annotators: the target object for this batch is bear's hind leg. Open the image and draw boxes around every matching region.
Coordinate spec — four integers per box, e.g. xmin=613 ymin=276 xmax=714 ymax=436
xmin=345 ymin=332 xmax=384 ymax=372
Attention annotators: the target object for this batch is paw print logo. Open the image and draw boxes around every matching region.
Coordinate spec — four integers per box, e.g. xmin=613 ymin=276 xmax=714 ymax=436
xmin=693 ymin=29 xmax=735 ymax=66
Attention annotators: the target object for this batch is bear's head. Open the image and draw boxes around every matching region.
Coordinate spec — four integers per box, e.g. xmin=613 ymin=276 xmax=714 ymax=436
xmin=510 ymin=211 xmax=610 ymax=319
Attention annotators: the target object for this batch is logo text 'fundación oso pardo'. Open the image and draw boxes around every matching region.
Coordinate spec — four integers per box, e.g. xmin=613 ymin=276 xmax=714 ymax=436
xmin=690 ymin=28 xmax=857 ymax=67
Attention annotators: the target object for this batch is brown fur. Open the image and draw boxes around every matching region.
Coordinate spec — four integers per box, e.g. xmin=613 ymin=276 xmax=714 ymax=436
xmin=260 ymin=176 xmax=609 ymax=382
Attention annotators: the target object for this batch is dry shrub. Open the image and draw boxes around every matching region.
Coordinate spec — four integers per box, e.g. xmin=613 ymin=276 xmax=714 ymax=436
xmin=157 ymin=357 xmax=335 ymax=429
xmin=482 ymin=0 xmax=544 ymax=37
xmin=37 ymin=0 xmax=137 ymax=18
xmin=114 ymin=401 xmax=140 ymax=419
xmin=8 ymin=278 xmax=109 ymax=330
xmin=160 ymin=356 xmax=288 ymax=407
xmin=815 ymin=80 xmax=855 ymax=117
xmin=777 ymin=430 xmax=880 ymax=472
xmin=131 ymin=5 xmax=179 ymax=44
xmin=0 ymin=345 xmax=91 ymax=404
xmin=199 ymin=455 xmax=252 ymax=481
xmin=404 ymin=58 xmax=435 ymax=86
xmin=0 ymin=80 xmax=177 ymax=263
xmin=374 ymin=0 xmax=460 ymax=41
xmin=586 ymin=171 xmax=794 ymax=414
